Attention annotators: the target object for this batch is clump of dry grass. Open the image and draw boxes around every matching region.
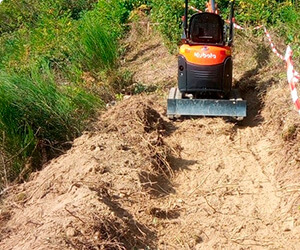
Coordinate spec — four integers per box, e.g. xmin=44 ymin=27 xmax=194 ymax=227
xmin=100 ymin=96 xmax=173 ymax=179
xmin=63 ymin=214 xmax=128 ymax=250
xmin=97 ymin=95 xmax=178 ymax=198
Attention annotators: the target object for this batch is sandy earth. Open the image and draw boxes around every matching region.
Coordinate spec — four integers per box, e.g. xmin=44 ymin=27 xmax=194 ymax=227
xmin=160 ymin=117 xmax=300 ymax=249
xmin=1 ymin=97 xmax=299 ymax=249
xmin=0 ymin=22 xmax=300 ymax=250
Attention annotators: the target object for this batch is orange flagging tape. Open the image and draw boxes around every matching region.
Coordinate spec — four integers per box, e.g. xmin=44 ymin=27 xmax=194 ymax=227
xmin=285 ymin=46 xmax=300 ymax=114
xmin=188 ymin=5 xmax=202 ymax=13
xmin=262 ymin=26 xmax=285 ymax=60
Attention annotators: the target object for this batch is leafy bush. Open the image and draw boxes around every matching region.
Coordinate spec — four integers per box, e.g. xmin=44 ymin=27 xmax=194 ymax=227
xmin=0 ymin=0 xmax=41 ymax=34
xmin=0 ymin=0 xmax=99 ymax=34
xmin=60 ymin=0 xmax=98 ymax=20
xmin=0 ymin=3 xmax=78 ymax=77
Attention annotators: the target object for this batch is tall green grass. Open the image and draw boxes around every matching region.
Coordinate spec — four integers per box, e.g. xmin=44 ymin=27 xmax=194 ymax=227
xmin=0 ymin=64 xmax=101 ymax=181
xmin=77 ymin=0 xmax=135 ymax=71
xmin=0 ymin=0 xmax=139 ymax=185
xmin=78 ymin=7 xmax=121 ymax=71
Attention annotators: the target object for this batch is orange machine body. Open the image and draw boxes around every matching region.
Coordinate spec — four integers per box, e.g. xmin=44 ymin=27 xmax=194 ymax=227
xmin=179 ymin=44 xmax=231 ymax=66
xmin=177 ymin=0 xmax=235 ymax=96
xmin=166 ymin=1 xmax=247 ymax=119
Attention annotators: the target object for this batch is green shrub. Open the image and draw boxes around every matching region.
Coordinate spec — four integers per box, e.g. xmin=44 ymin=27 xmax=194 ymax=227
xmin=60 ymin=0 xmax=98 ymax=20
xmin=0 ymin=0 xmax=99 ymax=34
xmin=0 ymin=0 xmax=40 ymax=34
xmin=0 ymin=3 xmax=80 ymax=77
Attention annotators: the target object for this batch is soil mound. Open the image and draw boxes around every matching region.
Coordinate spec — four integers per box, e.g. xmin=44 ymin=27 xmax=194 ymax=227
xmin=0 ymin=96 xmax=174 ymax=249
xmin=100 ymin=96 xmax=173 ymax=179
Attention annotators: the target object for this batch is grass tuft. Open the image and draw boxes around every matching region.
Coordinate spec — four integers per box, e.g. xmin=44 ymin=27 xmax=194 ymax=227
xmin=0 ymin=65 xmax=101 ymax=183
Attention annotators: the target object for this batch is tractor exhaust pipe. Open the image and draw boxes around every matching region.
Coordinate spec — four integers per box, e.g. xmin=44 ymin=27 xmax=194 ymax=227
xmin=229 ymin=0 xmax=235 ymax=45
xmin=210 ymin=0 xmax=216 ymax=13
xmin=184 ymin=0 xmax=188 ymax=34
xmin=181 ymin=0 xmax=188 ymax=43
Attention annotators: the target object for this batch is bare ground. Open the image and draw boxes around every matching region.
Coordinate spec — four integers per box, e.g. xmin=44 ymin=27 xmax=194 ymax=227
xmin=160 ymin=117 xmax=300 ymax=249
xmin=0 ymin=23 xmax=300 ymax=249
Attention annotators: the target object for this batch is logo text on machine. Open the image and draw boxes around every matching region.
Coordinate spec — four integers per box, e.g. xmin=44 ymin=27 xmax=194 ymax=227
xmin=194 ymin=52 xmax=217 ymax=59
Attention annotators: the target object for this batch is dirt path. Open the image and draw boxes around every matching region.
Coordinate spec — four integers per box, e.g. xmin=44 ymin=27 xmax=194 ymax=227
xmin=119 ymin=26 xmax=300 ymax=248
xmin=157 ymin=117 xmax=300 ymax=249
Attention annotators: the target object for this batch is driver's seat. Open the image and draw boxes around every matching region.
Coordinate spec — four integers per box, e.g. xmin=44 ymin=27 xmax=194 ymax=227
xmin=189 ymin=13 xmax=224 ymax=45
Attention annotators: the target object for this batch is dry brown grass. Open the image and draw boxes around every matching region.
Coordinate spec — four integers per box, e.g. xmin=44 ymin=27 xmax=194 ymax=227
xmin=120 ymin=16 xmax=177 ymax=94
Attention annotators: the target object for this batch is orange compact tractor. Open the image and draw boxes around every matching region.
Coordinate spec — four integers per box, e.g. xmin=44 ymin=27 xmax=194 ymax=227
xmin=167 ymin=0 xmax=247 ymax=119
